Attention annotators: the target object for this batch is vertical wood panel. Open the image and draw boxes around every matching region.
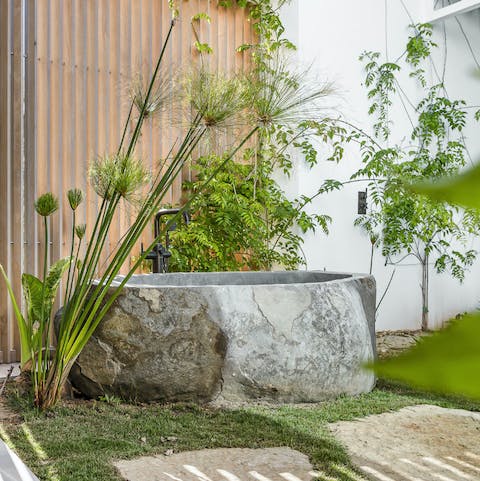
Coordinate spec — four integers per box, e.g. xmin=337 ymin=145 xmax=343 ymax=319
xmin=107 ymin=1 xmax=120 ymax=268
xmin=58 ymin=0 xmax=73 ymax=316
xmin=0 ymin=0 xmax=11 ymax=363
xmin=129 ymin=0 xmax=142 ymax=264
xmin=96 ymin=0 xmax=109 ymax=269
xmin=85 ymin=0 xmax=97 ymax=258
xmin=35 ymin=0 xmax=49 ymax=284
xmin=243 ymin=4 xmax=252 ymax=72
xmin=49 ymin=0 xmax=61 ymax=282
xmin=10 ymin=0 xmax=24 ymax=361
xmin=74 ymin=0 xmax=88 ymax=248
xmin=234 ymin=4 xmax=244 ymax=72
xmin=117 ymin=0 xmax=132 ymax=271
xmin=24 ymin=0 xmax=37 ymax=287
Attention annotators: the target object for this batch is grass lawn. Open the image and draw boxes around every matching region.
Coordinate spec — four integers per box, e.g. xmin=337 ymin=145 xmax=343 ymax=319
xmin=1 ymin=381 xmax=479 ymax=481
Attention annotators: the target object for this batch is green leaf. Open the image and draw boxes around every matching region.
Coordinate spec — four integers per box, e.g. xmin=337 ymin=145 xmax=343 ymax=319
xmin=22 ymin=257 xmax=70 ymax=326
xmin=192 ymin=12 xmax=211 ymax=23
xmin=45 ymin=257 xmax=71 ymax=294
xmin=371 ymin=313 xmax=480 ymax=400
xmin=22 ymin=273 xmax=45 ymax=323
xmin=236 ymin=44 xmax=252 ymax=52
xmin=0 ymin=264 xmax=30 ymax=367
xmin=194 ymin=41 xmax=213 ymax=54
xmin=411 ymin=162 xmax=480 ymax=210
xmin=168 ymin=0 xmax=179 ymax=19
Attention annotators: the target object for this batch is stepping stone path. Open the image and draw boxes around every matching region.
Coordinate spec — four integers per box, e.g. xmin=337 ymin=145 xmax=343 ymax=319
xmin=114 ymin=447 xmax=329 ymax=481
xmin=330 ymin=404 xmax=480 ymax=481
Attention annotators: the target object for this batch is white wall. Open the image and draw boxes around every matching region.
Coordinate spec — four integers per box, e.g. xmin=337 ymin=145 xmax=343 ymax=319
xmin=282 ymin=0 xmax=480 ymax=330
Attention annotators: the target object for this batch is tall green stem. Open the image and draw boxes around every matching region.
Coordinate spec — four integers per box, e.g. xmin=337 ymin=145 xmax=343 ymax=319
xmin=35 ymin=216 xmax=49 ymax=404
xmin=64 ymin=211 xmax=76 ymax=306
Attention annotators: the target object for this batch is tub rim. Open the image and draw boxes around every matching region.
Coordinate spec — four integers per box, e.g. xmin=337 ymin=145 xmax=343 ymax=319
xmin=102 ymin=270 xmax=374 ymax=289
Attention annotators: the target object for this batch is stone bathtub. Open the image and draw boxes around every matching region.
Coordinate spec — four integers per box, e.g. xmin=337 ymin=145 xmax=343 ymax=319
xmin=70 ymin=271 xmax=376 ymax=403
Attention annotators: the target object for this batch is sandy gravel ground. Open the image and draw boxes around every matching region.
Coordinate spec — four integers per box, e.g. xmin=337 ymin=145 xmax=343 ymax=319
xmin=330 ymin=404 xmax=480 ymax=480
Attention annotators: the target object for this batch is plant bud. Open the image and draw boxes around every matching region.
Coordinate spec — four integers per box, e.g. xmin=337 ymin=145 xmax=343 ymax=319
xmin=75 ymin=224 xmax=86 ymax=240
xmin=35 ymin=193 xmax=59 ymax=217
xmin=67 ymin=188 xmax=84 ymax=211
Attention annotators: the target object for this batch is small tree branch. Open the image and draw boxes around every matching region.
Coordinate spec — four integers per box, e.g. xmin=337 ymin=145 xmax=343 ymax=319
xmin=0 ymin=366 xmax=14 ymax=397
xmin=376 ymin=269 xmax=396 ymax=314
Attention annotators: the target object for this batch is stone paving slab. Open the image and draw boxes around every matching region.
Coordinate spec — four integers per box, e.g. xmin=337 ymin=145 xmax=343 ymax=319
xmin=330 ymin=404 xmax=480 ymax=481
xmin=114 ymin=447 xmax=322 ymax=481
xmin=0 ymin=364 xmax=20 ymax=380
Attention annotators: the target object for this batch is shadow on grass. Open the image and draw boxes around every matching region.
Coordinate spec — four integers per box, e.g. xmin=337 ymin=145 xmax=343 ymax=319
xmin=4 ymin=380 xmax=480 ymax=481
xmin=2 ymin=399 xmax=360 ymax=481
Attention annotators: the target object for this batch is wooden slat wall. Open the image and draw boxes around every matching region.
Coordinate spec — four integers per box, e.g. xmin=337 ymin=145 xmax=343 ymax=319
xmin=0 ymin=0 xmax=255 ymax=363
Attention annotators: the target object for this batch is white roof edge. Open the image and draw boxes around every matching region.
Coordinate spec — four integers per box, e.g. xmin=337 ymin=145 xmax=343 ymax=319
xmin=424 ymin=0 xmax=480 ymax=23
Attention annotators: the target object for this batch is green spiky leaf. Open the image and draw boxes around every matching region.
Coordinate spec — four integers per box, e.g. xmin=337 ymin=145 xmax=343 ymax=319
xmin=0 ymin=264 xmax=30 ymax=367
xmin=35 ymin=192 xmax=59 ymax=217
xmin=67 ymin=188 xmax=84 ymax=211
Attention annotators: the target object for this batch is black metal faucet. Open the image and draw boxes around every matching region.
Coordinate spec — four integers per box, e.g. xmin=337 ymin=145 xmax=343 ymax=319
xmin=141 ymin=208 xmax=190 ymax=273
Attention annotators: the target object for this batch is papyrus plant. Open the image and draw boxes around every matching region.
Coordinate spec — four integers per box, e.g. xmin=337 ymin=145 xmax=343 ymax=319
xmin=0 ymin=18 xmax=253 ymax=409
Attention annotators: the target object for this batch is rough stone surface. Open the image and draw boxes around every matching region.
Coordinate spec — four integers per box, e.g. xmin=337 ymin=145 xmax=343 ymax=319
xmin=376 ymin=330 xmax=425 ymax=359
xmin=0 ymin=364 xmax=20 ymax=379
xmin=114 ymin=447 xmax=315 ymax=481
xmin=70 ymin=288 xmax=227 ymax=402
xmin=330 ymin=404 xmax=480 ymax=480
xmin=69 ymin=271 xmax=376 ymax=403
